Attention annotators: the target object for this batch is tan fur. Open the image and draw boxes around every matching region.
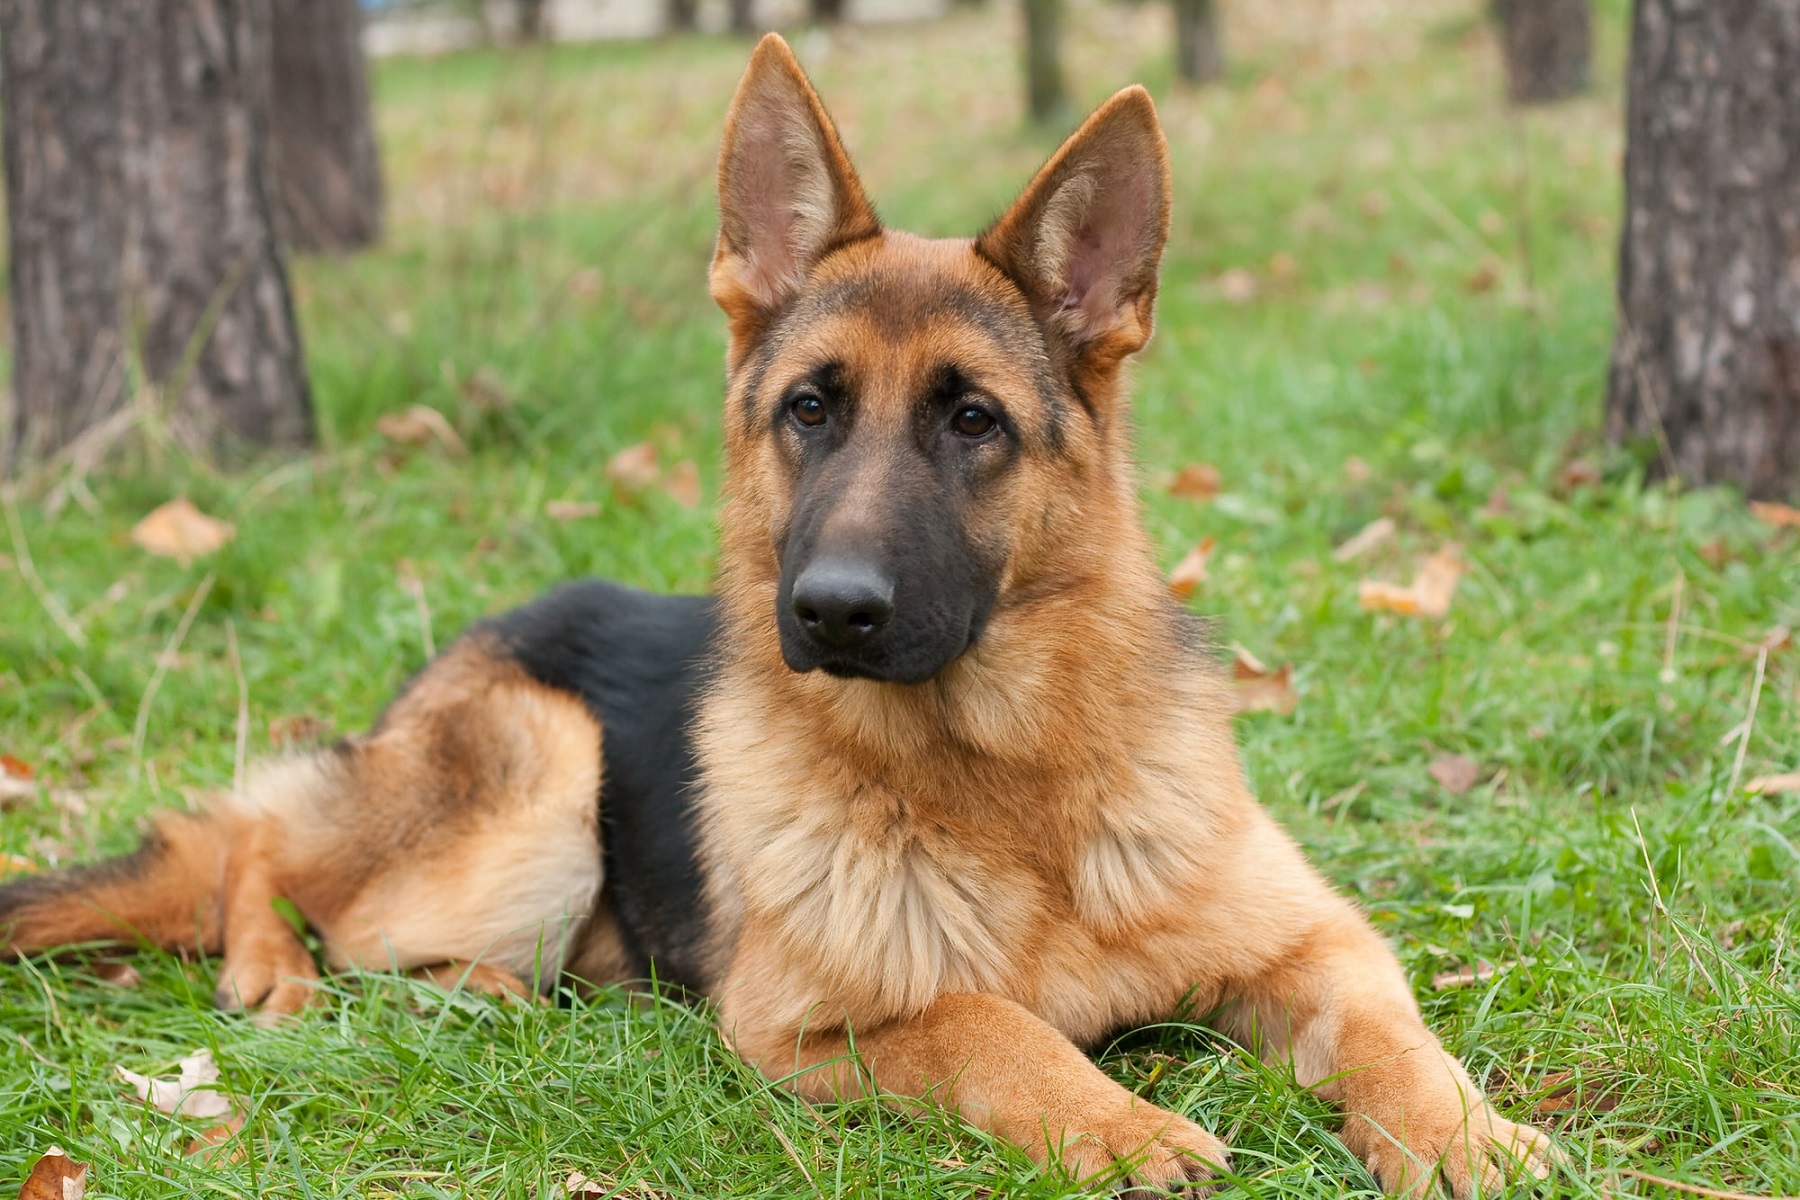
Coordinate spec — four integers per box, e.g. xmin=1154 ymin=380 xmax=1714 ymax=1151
xmin=697 ymin=36 xmax=1555 ymax=1197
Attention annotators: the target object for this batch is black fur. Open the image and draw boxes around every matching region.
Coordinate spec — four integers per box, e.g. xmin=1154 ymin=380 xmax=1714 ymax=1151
xmin=485 ymin=581 xmax=718 ymax=992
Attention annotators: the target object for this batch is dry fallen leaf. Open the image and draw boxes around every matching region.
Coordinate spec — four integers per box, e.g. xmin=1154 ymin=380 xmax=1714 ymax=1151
xmin=1216 ymin=268 xmax=1258 ymax=304
xmin=1557 ymin=459 xmax=1602 ymax=493
xmin=1429 ymin=753 xmax=1481 ymax=795
xmin=184 ymin=1112 xmax=247 ymax=1164
xmin=606 ymin=442 xmax=661 ymax=497
xmin=1333 ymin=516 xmax=1395 ymax=563
xmin=1168 ymin=538 xmax=1216 ymax=601
xmin=15 ymin=1148 xmax=87 ymax=1200
xmin=2 ymin=853 xmax=40 ymax=880
xmin=91 ymin=960 xmax=142 ymax=988
xmin=375 ymin=405 xmax=468 ymax=457
xmin=1431 ymin=961 xmax=1497 ymax=991
xmin=1532 ymin=1070 xmax=1619 ymax=1118
xmin=545 ymin=500 xmax=602 ymax=522
xmin=1343 ymin=456 xmax=1373 ymax=484
xmin=1359 ymin=545 xmax=1464 ymax=618
xmin=664 ymin=460 xmax=702 ymax=510
xmin=1168 ymin=463 xmax=1222 ymax=502
xmin=1464 ymin=262 xmax=1500 ymax=294
xmin=1231 ymin=646 xmax=1298 ymax=716
xmin=1746 ymin=772 xmax=1800 ymax=796
xmin=1750 ymin=500 xmax=1800 ymax=530
xmin=131 ymin=498 xmax=235 ymax=565
xmin=1 ymin=755 xmax=37 ymax=809
xmin=117 ymin=1049 xmax=236 ymax=1120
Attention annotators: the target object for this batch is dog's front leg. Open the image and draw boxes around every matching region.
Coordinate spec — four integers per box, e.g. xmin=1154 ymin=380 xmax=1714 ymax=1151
xmin=1224 ymin=905 xmax=1555 ymax=1197
xmin=724 ymin=988 xmax=1229 ymax=1192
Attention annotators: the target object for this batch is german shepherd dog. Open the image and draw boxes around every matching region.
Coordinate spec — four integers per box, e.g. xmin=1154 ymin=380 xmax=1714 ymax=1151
xmin=2 ymin=36 xmax=1555 ymax=1196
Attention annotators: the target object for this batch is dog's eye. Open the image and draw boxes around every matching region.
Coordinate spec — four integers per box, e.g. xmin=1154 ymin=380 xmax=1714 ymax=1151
xmin=791 ymin=393 xmax=827 ymax=428
xmin=951 ymin=405 xmax=996 ymax=439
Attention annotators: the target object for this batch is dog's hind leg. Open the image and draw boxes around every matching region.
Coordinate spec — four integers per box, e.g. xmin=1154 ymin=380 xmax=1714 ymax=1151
xmin=213 ymin=821 xmax=320 ymax=1019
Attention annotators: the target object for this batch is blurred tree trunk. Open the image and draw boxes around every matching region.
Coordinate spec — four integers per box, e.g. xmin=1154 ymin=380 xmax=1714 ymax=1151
xmin=1023 ymin=0 xmax=1068 ymax=124
xmin=1 ymin=0 xmax=313 ymax=466
xmin=1606 ymin=0 xmax=1800 ymax=500
xmin=270 ymin=0 xmax=384 ymax=253
xmin=730 ymin=0 xmax=754 ymax=34
xmin=810 ymin=0 xmax=845 ymax=22
xmin=666 ymin=0 xmax=698 ymax=31
xmin=515 ymin=0 xmax=550 ymax=40
xmin=1173 ymin=0 xmax=1224 ymax=84
xmin=1493 ymin=0 xmax=1591 ymax=103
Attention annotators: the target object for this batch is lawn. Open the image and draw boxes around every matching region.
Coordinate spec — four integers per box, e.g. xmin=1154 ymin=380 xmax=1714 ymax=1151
xmin=3 ymin=0 xmax=1798 ymax=1195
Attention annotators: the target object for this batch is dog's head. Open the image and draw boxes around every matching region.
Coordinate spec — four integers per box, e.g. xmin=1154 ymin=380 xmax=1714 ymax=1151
xmin=712 ymin=35 xmax=1171 ymax=685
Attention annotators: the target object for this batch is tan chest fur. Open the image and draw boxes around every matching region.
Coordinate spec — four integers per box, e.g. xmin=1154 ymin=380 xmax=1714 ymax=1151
xmin=697 ymin=660 xmax=1271 ymax=1040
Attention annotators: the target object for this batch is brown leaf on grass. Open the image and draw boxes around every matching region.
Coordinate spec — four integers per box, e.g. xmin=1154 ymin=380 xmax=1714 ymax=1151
xmin=1533 ymin=1070 xmax=1619 ymax=1118
xmin=1216 ymin=268 xmax=1258 ymax=304
xmin=1359 ymin=545 xmax=1464 ymax=618
xmin=184 ymin=1112 xmax=247 ymax=1164
xmin=1333 ymin=516 xmax=1395 ymax=562
xmin=117 ymin=1050 xmax=236 ymax=1120
xmin=1753 ymin=626 xmax=1792 ymax=656
xmin=1231 ymin=646 xmax=1297 ymax=716
xmin=605 ymin=442 xmax=661 ymax=498
xmin=1750 ymin=500 xmax=1800 ymax=530
xmin=1746 ymin=772 xmax=1800 ymax=796
xmin=131 ymin=498 xmax=235 ymax=565
xmin=1 ymin=853 xmax=40 ymax=880
xmin=1343 ymin=456 xmax=1372 ymax=484
xmin=458 ymin=367 xmax=512 ymax=412
xmin=545 ymin=500 xmax=602 ymax=522
xmin=0 ymin=754 xmax=38 ymax=809
xmin=1431 ymin=961 xmax=1496 ymax=990
xmin=375 ymin=405 xmax=468 ymax=457
xmin=268 ymin=714 xmax=333 ymax=748
xmin=1429 ymin=753 xmax=1481 ymax=795
xmin=91 ymin=960 xmax=141 ymax=988
xmin=664 ymin=460 xmax=702 ymax=510
xmin=15 ymin=1148 xmax=87 ymax=1200
xmin=1557 ymin=459 xmax=1602 ymax=493
xmin=1464 ymin=263 xmax=1500 ymax=294
xmin=1168 ymin=463 xmax=1222 ymax=502
xmin=1168 ymin=538 xmax=1216 ymax=600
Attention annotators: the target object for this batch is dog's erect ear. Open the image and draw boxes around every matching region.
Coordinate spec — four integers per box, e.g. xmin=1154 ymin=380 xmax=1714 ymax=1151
xmin=711 ymin=34 xmax=879 ymax=347
xmin=975 ymin=87 xmax=1171 ymax=372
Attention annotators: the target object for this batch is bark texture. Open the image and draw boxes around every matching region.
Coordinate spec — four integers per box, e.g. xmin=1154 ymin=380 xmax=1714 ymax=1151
xmin=2 ymin=0 xmax=313 ymax=465
xmin=1174 ymin=0 xmax=1224 ymax=85
xmin=1494 ymin=0 xmax=1591 ymax=103
xmin=270 ymin=0 xmax=383 ymax=252
xmin=1607 ymin=0 xmax=1800 ymax=500
xmin=1023 ymin=0 xmax=1068 ymax=124
xmin=1 ymin=0 xmax=133 ymax=462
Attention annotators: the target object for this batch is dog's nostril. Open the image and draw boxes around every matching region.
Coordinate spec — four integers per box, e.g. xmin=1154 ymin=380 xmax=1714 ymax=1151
xmin=848 ymin=612 xmax=874 ymax=631
xmin=797 ymin=605 xmax=821 ymax=626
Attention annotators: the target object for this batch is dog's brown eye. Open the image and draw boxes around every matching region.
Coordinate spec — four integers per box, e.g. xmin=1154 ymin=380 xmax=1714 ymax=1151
xmin=952 ymin=405 xmax=996 ymax=438
xmin=791 ymin=393 xmax=827 ymax=428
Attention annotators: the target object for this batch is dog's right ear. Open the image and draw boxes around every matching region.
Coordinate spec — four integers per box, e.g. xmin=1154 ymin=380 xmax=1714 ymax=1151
xmin=711 ymin=34 xmax=879 ymax=353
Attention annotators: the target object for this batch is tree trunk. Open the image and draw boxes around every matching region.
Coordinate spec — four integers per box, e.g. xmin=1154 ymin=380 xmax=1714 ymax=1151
xmin=730 ymin=0 xmax=755 ymax=35
xmin=1174 ymin=0 xmax=1224 ymax=85
xmin=515 ymin=0 xmax=550 ymax=40
xmin=270 ymin=0 xmax=383 ymax=253
xmin=2 ymin=0 xmax=313 ymax=466
xmin=1608 ymin=0 xmax=1800 ymax=501
xmin=1022 ymin=0 xmax=1068 ymax=124
xmin=1 ymin=0 xmax=133 ymax=463
xmin=810 ymin=0 xmax=846 ymax=22
xmin=1493 ymin=0 xmax=1591 ymax=104
xmin=666 ymin=0 xmax=698 ymax=32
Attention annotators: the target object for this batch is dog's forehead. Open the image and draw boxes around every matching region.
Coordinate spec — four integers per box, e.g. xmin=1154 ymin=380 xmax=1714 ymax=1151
xmin=792 ymin=232 xmax=1038 ymax=354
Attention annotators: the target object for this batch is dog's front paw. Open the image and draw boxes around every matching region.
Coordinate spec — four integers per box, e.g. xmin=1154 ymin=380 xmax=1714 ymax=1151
xmin=1057 ymin=1100 xmax=1231 ymax=1196
xmin=1344 ymin=1102 xmax=1554 ymax=1198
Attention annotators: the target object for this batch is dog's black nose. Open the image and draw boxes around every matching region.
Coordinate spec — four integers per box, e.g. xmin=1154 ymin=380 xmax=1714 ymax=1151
xmin=792 ymin=560 xmax=895 ymax=649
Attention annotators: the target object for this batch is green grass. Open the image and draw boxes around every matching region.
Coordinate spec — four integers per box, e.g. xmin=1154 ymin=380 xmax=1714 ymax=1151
xmin=3 ymin=0 xmax=1798 ymax=1195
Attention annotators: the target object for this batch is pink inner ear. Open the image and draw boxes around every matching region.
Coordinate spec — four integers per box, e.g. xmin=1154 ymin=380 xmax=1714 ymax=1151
xmin=1054 ymin=170 xmax=1156 ymax=338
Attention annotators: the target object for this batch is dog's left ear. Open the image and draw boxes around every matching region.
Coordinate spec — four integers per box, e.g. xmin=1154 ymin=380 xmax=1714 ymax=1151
xmin=976 ymin=87 xmax=1171 ymax=374
xmin=711 ymin=34 xmax=880 ymax=351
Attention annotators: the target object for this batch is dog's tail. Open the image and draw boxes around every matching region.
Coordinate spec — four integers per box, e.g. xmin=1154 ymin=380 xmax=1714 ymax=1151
xmin=1 ymin=807 xmax=240 ymax=959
